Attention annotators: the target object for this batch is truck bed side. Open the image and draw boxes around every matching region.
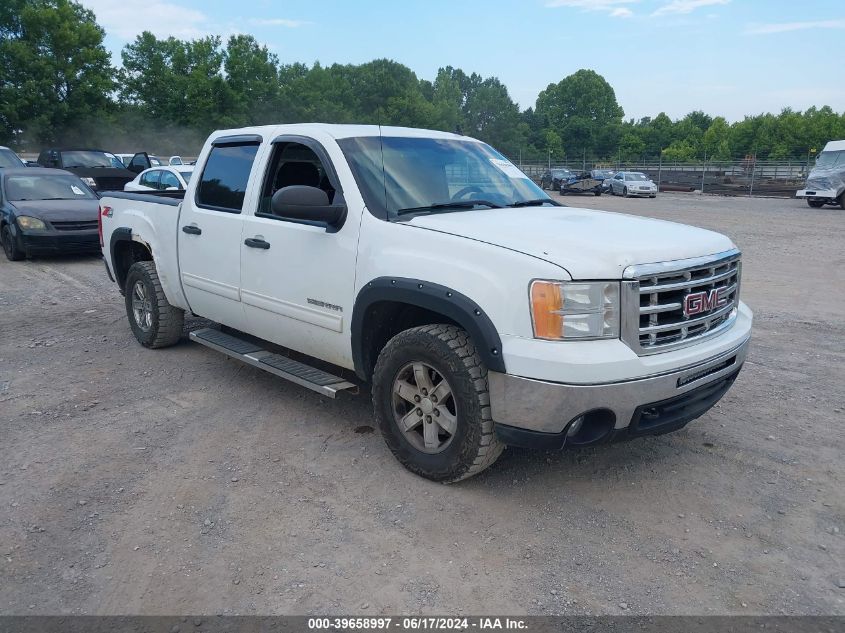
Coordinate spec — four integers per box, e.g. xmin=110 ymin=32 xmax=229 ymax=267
xmin=100 ymin=191 xmax=189 ymax=310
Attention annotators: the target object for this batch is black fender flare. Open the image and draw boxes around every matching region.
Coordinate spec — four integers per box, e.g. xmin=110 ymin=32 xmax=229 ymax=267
xmin=109 ymin=227 xmax=149 ymax=290
xmin=351 ymin=277 xmax=506 ymax=379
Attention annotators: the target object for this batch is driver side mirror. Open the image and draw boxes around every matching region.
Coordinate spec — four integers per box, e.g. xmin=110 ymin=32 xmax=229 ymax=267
xmin=271 ymin=185 xmax=346 ymax=228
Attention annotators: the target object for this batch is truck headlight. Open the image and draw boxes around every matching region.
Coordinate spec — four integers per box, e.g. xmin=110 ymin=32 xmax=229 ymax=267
xmin=17 ymin=216 xmax=47 ymax=231
xmin=530 ymin=280 xmax=620 ymax=340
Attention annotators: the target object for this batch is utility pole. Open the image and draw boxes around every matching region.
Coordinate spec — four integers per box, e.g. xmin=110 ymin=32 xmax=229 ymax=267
xmin=548 ymin=148 xmax=551 ymax=170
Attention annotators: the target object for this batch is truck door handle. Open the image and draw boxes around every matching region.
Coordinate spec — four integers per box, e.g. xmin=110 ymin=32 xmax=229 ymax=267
xmin=182 ymin=225 xmax=202 ymax=235
xmin=244 ymin=237 xmax=270 ymax=250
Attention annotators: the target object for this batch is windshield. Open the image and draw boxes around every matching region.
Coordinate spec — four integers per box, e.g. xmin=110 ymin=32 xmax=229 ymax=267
xmin=338 ymin=136 xmax=549 ymax=218
xmin=552 ymin=169 xmax=572 ymax=178
xmin=0 ymin=148 xmax=25 ymax=168
xmin=626 ymin=173 xmax=649 ymax=181
xmin=815 ymin=150 xmax=845 ymax=169
xmin=178 ymin=170 xmax=193 ymax=182
xmin=61 ymin=150 xmax=124 ymax=169
xmin=593 ymin=169 xmax=614 ymax=179
xmin=5 ymin=174 xmax=97 ymax=201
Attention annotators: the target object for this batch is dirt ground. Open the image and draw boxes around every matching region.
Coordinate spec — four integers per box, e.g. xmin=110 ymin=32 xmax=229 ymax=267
xmin=0 ymin=193 xmax=843 ymax=616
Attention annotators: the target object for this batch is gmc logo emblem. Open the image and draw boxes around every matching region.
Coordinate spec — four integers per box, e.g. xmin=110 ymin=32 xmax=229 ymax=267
xmin=683 ymin=288 xmax=728 ymax=317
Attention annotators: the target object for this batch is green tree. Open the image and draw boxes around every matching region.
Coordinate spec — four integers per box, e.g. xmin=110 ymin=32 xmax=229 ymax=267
xmin=0 ymin=0 xmax=115 ymax=147
xmin=224 ymin=35 xmax=279 ymax=125
xmin=702 ymin=117 xmax=732 ymax=160
xmin=534 ymin=69 xmax=624 ymax=156
xmin=120 ymin=32 xmax=236 ymax=132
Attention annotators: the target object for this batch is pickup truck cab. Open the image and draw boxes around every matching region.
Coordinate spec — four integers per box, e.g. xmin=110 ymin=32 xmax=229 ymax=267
xmin=99 ymin=124 xmax=752 ymax=482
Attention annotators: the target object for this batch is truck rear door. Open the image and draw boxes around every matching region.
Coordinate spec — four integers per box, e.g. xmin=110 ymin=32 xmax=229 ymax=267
xmin=177 ymin=135 xmax=262 ymax=330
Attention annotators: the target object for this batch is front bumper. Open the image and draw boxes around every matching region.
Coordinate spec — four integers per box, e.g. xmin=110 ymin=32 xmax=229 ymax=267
xmin=796 ymin=188 xmax=839 ymax=200
xmin=629 ymin=189 xmax=657 ymax=196
xmin=489 ymin=334 xmax=749 ymax=448
xmin=19 ymin=230 xmax=99 ymax=254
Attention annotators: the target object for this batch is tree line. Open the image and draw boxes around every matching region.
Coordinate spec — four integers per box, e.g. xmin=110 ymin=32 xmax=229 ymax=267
xmin=2 ymin=0 xmax=844 ymax=161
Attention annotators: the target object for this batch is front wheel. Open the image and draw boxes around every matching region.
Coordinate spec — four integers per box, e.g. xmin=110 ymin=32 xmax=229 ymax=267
xmin=124 ymin=261 xmax=184 ymax=348
xmin=623 ymin=187 xmax=629 ymax=197
xmin=372 ymin=324 xmax=504 ymax=482
xmin=594 ymin=190 xmax=602 ymax=196
xmin=839 ymin=192 xmax=845 ymax=210
xmin=2 ymin=224 xmax=25 ymax=261
xmin=807 ymin=199 xmax=825 ymax=208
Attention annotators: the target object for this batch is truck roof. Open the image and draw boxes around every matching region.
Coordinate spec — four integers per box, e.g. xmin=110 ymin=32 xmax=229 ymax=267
xmin=822 ymin=140 xmax=845 ymax=152
xmin=208 ymin=123 xmax=478 ymax=144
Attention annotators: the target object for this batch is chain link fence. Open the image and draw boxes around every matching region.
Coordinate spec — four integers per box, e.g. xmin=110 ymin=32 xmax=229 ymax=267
xmin=510 ymin=155 xmax=811 ymax=198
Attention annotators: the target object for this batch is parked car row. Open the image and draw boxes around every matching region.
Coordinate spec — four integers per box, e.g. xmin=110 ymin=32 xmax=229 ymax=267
xmin=0 ymin=146 xmax=194 ymax=261
xmin=540 ymin=167 xmax=659 ymax=198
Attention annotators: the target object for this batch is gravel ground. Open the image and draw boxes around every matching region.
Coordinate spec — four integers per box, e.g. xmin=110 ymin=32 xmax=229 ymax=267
xmin=0 ymin=193 xmax=842 ymax=615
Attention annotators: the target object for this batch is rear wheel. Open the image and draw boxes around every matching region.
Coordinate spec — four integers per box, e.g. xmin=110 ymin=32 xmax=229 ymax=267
xmin=807 ymin=199 xmax=825 ymax=208
xmin=594 ymin=190 xmax=602 ymax=196
xmin=1 ymin=224 xmax=24 ymax=261
xmin=372 ymin=324 xmax=504 ymax=482
xmin=124 ymin=261 xmax=184 ymax=348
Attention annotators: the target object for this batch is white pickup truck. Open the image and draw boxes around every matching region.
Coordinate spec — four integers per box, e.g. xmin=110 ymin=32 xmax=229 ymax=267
xmin=99 ymin=124 xmax=752 ymax=482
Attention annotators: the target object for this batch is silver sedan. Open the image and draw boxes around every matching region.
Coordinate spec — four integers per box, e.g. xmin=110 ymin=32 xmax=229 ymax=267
xmin=608 ymin=171 xmax=658 ymax=198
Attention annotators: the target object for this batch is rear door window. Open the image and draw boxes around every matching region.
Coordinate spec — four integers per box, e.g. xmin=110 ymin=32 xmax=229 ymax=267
xmin=140 ymin=170 xmax=161 ymax=189
xmin=160 ymin=171 xmax=181 ymax=190
xmin=196 ymin=144 xmax=260 ymax=213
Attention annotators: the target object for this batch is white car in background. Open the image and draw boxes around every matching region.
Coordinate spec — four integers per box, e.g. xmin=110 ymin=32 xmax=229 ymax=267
xmin=124 ymin=166 xmax=194 ymax=192
xmin=609 ymin=171 xmax=658 ymax=198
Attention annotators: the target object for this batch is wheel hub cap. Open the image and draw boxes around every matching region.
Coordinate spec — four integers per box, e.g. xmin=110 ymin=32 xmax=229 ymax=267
xmin=391 ymin=362 xmax=458 ymax=454
xmin=131 ymin=280 xmax=153 ymax=332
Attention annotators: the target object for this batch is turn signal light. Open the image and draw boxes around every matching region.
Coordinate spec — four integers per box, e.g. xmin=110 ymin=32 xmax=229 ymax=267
xmin=530 ymin=281 xmax=563 ymax=339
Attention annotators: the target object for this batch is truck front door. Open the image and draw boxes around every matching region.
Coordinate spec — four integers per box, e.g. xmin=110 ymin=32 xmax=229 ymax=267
xmin=177 ymin=137 xmax=261 ymax=330
xmin=239 ymin=136 xmax=360 ymax=369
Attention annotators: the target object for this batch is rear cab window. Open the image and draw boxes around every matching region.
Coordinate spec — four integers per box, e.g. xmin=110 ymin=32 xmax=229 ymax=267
xmin=196 ymin=142 xmax=261 ymax=213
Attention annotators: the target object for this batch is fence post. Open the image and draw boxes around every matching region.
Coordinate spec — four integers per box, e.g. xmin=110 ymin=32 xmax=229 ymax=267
xmin=749 ymin=155 xmax=756 ymax=197
xmin=701 ymin=152 xmax=707 ymax=194
xmin=657 ymin=153 xmax=662 ymax=193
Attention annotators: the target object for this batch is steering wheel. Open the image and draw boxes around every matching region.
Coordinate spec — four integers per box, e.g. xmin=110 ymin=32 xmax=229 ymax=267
xmin=451 ymin=186 xmax=484 ymax=201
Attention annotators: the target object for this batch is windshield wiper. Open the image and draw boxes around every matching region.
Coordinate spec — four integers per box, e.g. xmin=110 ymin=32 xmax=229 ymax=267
xmin=507 ymin=198 xmax=562 ymax=208
xmin=396 ymin=200 xmax=503 ymax=217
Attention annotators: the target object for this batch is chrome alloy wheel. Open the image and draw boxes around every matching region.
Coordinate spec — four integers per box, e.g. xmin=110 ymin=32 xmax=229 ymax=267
xmin=131 ymin=280 xmax=153 ymax=331
xmin=392 ymin=362 xmax=458 ymax=454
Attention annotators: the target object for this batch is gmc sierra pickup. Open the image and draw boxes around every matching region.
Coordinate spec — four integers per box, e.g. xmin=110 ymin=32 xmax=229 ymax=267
xmin=99 ymin=124 xmax=752 ymax=482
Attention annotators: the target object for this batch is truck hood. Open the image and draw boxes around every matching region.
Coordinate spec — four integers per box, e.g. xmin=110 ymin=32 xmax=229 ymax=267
xmin=405 ymin=206 xmax=735 ymax=279
xmin=805 ymin=165 xmax=845 ymax=193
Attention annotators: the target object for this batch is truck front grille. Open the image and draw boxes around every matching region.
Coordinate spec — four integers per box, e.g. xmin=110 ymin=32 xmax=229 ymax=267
xmin=622 ymin=249 xmax=741 ymax=355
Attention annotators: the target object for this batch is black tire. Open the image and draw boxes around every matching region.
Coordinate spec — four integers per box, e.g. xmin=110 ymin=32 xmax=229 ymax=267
xmin=1 ymin=224 xmax=25 ymax=261
xmin=807 ymin=199 xmax=825 ymax=208
xmin=839 ymin=192 xmax=845 ymax=210
xmin=623 ymin=187 xmax=629 ymax=198
xmin=594 ymin=190 xmax=602 ymax=196
xmin=124 ymin=261 xmax=184 ymax=348
xmin=372 ymin=324 xmax=504 ymax=483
